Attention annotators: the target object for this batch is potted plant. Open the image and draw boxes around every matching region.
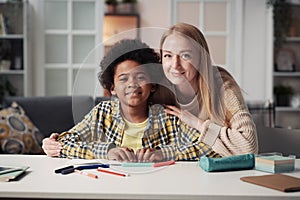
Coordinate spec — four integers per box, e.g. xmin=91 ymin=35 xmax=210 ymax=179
xmin=105 ymin=0 xmax=118 ymax=13
xmin=267 ymin=0 xmax=293 ymax=48
xmin=273 ymin=84 xmax=294 ymax=106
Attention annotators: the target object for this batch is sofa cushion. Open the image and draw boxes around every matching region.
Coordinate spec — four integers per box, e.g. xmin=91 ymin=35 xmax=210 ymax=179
xmin=0 ymin=102 xmax=44 ymax=154
xmin=3 ymin=96 xmax=94 ymax=138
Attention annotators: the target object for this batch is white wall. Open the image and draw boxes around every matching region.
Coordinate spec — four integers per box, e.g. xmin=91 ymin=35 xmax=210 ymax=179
xmin=241 ymin=0 xmax=272 ymax=101
xmin=29 ymin=0 xmax=272 ymax=101
xmin=138 ymin=0 xmax=171 ymax=28
xmin=138 ymin=0 xmax=171 ymax=50
xmin=29 ymin=0 xmax=45 ymax=96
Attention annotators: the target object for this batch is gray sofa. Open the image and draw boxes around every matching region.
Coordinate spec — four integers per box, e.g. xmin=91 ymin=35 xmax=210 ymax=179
xmin=2 ymin=96 xmax=112 ymax=137
xmin=0 ymin=96 xmax=110 ymax=154
xmin=3 ymin=96 xmax=95 ymax=137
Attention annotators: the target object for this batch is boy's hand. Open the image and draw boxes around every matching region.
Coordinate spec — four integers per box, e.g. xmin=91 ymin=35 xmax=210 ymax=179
xmin=108 ymin=147 xmax=137 ymax=162
xmin=136 ymin=148 xmax=163 ymax=162
xmin=42 ymin=133 xmax=62 ymax=157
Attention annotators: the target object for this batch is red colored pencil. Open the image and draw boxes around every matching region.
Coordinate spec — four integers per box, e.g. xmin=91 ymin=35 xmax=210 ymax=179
xmin=97 ymin=168 xmax=129 ymax=177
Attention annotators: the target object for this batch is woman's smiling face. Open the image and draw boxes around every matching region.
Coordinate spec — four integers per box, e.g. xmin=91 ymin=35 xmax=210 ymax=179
xmin=161 ymin=33 xmax=200 ymax=87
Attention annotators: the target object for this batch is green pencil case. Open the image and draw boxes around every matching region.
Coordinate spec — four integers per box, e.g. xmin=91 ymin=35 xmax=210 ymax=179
xmin=199 ymin=153 xmax=255 ymax=172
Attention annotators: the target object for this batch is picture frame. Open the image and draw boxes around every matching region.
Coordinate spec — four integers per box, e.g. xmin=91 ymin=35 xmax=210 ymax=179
xmin=275 ymin=48 xmax=296 ymax=72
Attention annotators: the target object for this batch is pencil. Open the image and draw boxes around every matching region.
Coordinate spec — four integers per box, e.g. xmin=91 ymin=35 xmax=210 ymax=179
xmin=74 ymin=169 xmax=98 ymax=179
xmin=97 ymin=168 xmax=129 ymax=177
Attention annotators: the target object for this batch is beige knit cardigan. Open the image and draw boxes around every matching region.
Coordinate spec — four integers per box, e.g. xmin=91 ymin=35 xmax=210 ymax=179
xmin=152 ymin=67 xmax=258 ymax=157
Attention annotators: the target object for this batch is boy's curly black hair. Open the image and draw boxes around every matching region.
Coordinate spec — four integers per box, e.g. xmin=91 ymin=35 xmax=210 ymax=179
xmin=98 ymin=39 xmax=162 ymax=94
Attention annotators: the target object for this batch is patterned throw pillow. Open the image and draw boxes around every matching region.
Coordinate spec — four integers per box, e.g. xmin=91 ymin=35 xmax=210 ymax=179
xmin=0 ymin=102 xmax=44 ymax=154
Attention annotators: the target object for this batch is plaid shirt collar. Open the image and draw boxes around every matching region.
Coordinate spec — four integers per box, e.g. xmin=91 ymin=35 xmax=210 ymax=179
xmin=109 ymin=97 xmax=170 ymax=137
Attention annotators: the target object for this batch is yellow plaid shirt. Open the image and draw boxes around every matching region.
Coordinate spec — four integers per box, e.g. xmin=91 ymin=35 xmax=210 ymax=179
xmin=58 ymin=98 xmax=220 ymax=160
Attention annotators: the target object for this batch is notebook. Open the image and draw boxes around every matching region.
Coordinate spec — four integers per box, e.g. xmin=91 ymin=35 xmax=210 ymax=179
xmin=255 ymin=155 xmax=295 ymax=165
xmin=0 ymin=166 xmax=29 ymax=182
xmin=240 ymin=174 xmax=300 ymax=192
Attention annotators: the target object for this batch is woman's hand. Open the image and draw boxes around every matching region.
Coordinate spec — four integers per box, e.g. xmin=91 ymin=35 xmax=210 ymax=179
xmin=42 ymin=133 xmax=62 ymax=157
xmin=164 ymin=105 xmax=204 ymax=130
xmin=136 ymin=148 xmax=163 ymax=162
xmin=107 ymin=147 xmax=137 ymax=162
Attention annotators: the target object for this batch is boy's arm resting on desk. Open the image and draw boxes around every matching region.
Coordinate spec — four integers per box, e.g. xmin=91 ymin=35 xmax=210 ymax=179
xmin=57 ymin=106 xmax=114 ymax=159
xmin=58 ymin=131 xmax=114 ymax=159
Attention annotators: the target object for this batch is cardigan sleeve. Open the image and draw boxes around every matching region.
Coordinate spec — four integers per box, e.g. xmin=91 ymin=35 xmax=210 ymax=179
xmin=199 ymin=73 xmax=258 ymax=157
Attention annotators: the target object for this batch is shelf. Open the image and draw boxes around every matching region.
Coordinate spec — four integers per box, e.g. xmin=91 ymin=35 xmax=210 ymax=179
xmin=275 ymin=107 xmax=300 ymax=112
xmin=0 ymin=0 xmax=29 ymax=99
xmin=0 ymin=35 xmax=24 ymax=39
xmin=285 ymin=37 xmax=300 ymax=42
xmin=104 ymin=13 xmax=139 ymax=16
xmin=273 ymin=72 xmax=300 ymax=77
xmin=0 ymin=70 xmax=24 ymax=75
xmin=272 ymin=2 xmax=300 ymax=129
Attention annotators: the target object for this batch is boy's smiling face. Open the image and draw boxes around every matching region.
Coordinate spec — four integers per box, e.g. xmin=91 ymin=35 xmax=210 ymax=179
xmin=111 ymin=60 xmax=154 ymax=110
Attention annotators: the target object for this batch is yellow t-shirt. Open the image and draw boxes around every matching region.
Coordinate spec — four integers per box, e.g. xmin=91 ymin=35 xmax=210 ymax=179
xmin=121 ymin=117 xmax=148 ymax=153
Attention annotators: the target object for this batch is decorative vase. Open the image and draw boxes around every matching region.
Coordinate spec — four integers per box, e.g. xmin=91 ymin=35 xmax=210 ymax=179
xmin=290 ymin=95 xmax=300 ymax=108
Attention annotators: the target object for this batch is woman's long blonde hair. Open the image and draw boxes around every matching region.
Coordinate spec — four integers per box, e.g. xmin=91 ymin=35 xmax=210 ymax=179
xmin=160 ymin=22 xmax=228 ymax=125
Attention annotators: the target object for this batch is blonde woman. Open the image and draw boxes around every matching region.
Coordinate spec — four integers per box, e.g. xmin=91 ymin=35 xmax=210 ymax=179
xmin=153 ymin=22 xmax=258 ymax=157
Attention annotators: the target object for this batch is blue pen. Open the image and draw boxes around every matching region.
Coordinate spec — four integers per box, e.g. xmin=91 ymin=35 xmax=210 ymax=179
xmin=61 ymin=167 xmax=75 ymax=175
xmin=76 ymin=164 xmax=110 ymax=170
xmin=54 ymin=165 xmax=74 ymax=174
xmin=61 ymin=164 xmax=110 ymax=175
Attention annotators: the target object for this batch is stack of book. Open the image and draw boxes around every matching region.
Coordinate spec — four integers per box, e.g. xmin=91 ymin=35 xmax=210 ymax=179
xmin=255 ymin=155 xmax=295 ymax=173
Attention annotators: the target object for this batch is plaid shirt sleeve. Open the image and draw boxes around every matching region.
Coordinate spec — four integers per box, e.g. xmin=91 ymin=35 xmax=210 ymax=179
xmin=158 ymin=115 xmax=221 ymax=161
xmin=57 ymin=103 xmax=116 ymax=159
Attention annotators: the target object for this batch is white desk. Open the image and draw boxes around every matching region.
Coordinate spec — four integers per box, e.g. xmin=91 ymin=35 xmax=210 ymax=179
xmin=1 ymin=154 xmax=300 ymax=200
